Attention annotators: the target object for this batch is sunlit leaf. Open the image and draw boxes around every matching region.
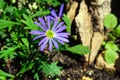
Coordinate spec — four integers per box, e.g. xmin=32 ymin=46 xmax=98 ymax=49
xmin=0 ymin=76 xmax=6 ymax=80
xmin=65 ymin=44 xmax=90 ymax=55
xmin=103 ymin=13 xmax=117 ymax=29
xmin=105 ymin=42 xmax=118 ymax=51
xmin=113 ymin=25 xmax=120 ymax=37
xmin=0 ymin=69 xmax=14 ymax=78
xmin=62 ymin=14 xmax=72 ymax=34
xmin=105 ymin=50 xmax=118 ymax=64
xmin=21 ymin=38 xmax=29 ymax=48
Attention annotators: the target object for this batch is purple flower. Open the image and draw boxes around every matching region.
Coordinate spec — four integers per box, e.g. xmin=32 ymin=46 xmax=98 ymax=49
xmin=49 ymin=3 xmax=64 ymax=20
xmin=30 ymin=16 xmax=69 ymax=51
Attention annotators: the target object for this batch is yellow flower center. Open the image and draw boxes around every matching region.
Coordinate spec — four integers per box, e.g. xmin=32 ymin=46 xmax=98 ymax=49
xmin=46 ymin=30 xmax=54 ymax=38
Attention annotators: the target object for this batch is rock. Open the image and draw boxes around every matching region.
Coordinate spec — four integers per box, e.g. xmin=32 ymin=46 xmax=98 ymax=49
xmin=95 ymin=51 xmax=117 ymax=73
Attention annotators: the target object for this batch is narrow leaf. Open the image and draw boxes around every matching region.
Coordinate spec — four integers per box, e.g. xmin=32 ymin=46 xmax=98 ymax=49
xmin=0 ymin=69 xmax=14 ymax=77
xmin=62 ymin=14 xmax=72 ymax=34
xmin=21 ymin=38 xmax=29 ymax=48
xmin=21 ymin=14 xmax=38 ymax=30
xmin=0 ymin=47 xmax=18 ymax=60
xmin=17 ymin=61 xmax=34 ymax=75
xmin=0 ymin=19 xmax=19 ymax=30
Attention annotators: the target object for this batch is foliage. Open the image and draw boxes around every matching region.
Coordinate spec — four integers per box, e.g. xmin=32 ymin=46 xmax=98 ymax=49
xmin=104 ymin=42 xmax=118 ymax=64
xmin=103 ymin=13 xmax=117 ymax=29
xmin=0 ymin=19 xmax=19 ymax=30
xmin=41 ymin=62 xmax=62 ymax=77
xmin=113 ymin=25 xmax=120 ymax=37
xmin=0 ymin=47 xmax=18 ymax=60
xmin=62 ymin=14 xmax=72 ymax=34
xmin=0 ymin=0 xmax=6 ymax=10
xmin=103 ymin=13 xmax=120 ymax=64
xmin=65 ymin=44 xmax=90 ymax=55
xmin=0 ymin=69 xmax=14 ymax=78
xmin=0 ymin=0 xmax=90 ymax=79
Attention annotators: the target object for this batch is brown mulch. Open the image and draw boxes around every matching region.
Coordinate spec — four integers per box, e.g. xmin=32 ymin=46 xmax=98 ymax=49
xmin=43 ymin=52 xmax=120 ymax=80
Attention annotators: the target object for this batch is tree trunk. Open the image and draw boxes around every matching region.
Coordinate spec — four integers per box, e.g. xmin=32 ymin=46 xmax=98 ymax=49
xmin=67 ymin=0 xmax=111 ymax=64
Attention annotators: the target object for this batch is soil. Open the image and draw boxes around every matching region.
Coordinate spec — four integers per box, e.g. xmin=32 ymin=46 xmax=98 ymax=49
xmin=43 ymin=51 xmax=120 ymax=80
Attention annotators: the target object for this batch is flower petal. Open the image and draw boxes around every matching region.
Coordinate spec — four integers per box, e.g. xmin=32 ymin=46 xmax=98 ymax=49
xmin=52 ymin=39 xmax=59 ymax=48
xmin=55 ymin=26 xmax=66 ymax=33
xmin=53 ymin=22 xmax=64 ymax=31
xmin=49 ymin=39 xmax=52 ymax=51
xmin=40 ymin=38 xmax=49 ymax=51
xmin=56 ymin=39 xmax=64 ymax=44
xmin=33 ymin=35 xmax=45 ymax=41
xmin=51 ymin=9 xmax=57 ymax=18
xmin=46 ymin=16 xmax=50 ymax=29
xmin=52 ymin=19 xmax=58 ymax=31
xmin=34 ymin=21 xmax=46 ymax=31
xmin=38 ymin=17 xmax=45 ymax=26
xmin=59 ymin=3 xmax=64 ymax=18
xmin=38 ymin=37 xmax=48 ymax=46
xmin=49 ymin=16 xmax=55 ymax=20
xmin=30 ymin=30 xmax=44 ymax=35
xmin=55 ymin=36 xmax=69 ymax=43
xmin=56 ymin=33 xmax=69 ymax=38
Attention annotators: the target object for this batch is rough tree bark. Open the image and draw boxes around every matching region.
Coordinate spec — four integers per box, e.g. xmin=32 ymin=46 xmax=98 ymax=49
xmin=66 ymin=0 xmax=118 ymax=72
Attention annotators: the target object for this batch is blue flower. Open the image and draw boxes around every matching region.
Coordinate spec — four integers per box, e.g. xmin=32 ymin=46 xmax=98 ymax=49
xmin=49 ymin=3 xmax=64 ymax=20
xmin=30 ymin=16 xmax=69 ymax=51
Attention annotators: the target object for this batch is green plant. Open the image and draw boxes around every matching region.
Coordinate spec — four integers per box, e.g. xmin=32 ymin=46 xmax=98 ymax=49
xmin=103 ymin=13 xmax=120 ymax=64
xmin=0 ymin=0 xmax=90 ymax=79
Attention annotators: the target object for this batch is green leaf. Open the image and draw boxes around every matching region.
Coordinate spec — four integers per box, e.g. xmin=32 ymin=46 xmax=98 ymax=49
xmin=32 ymin=9 xmax=50 ymax=18
xmin=108 ymin=33 xmax=116 ymax=40
xmin=21 ymin=14 xmax=38 ymax=30
xmin=46 ymin=0 xmax=60 ymax=7
xmin=4 ymin=6 xmax=15 ymax=14
xmin=0 ymin=76 xmax=6 ymax=80
xmin=102 ymin=41 xmax=107 ymax=46
xmin=105 ymin=50 xmax=118 ymax=64
xmin=0 ymin=0 xmax=6 ymax=9
xmin=62 ymin=14 xmax=72 ymax=34
xmin=105 ymin=42 xmax=118 ymax=51
xmin=103 ymin=13 xmax=117 ymax=29
xmin=17 ymin=61 xmax=34 ymax=75
xmin=113 ymin=25 xmax=120 ymax=37
xmin=0 ymin=19 xmax=19 ymax=30
xmin=21 ymin=38 xmax=29 ymax=48
xmin=11 ymin=0 xmax=16 ymax=4
xmin=0 ymin=47 xmax=18 ymax=60
xmin=33 ymin=73 xmax=40 ymax=80
xmin=0 ymin=69 xmax=14 ymax=78
xmin=65 ymin=44 xmax=90 ymax=55
xmin=11 ymin=32 xmax=18 ymax=42
xmin=41 ymin=62 xmax=62 ymax=77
